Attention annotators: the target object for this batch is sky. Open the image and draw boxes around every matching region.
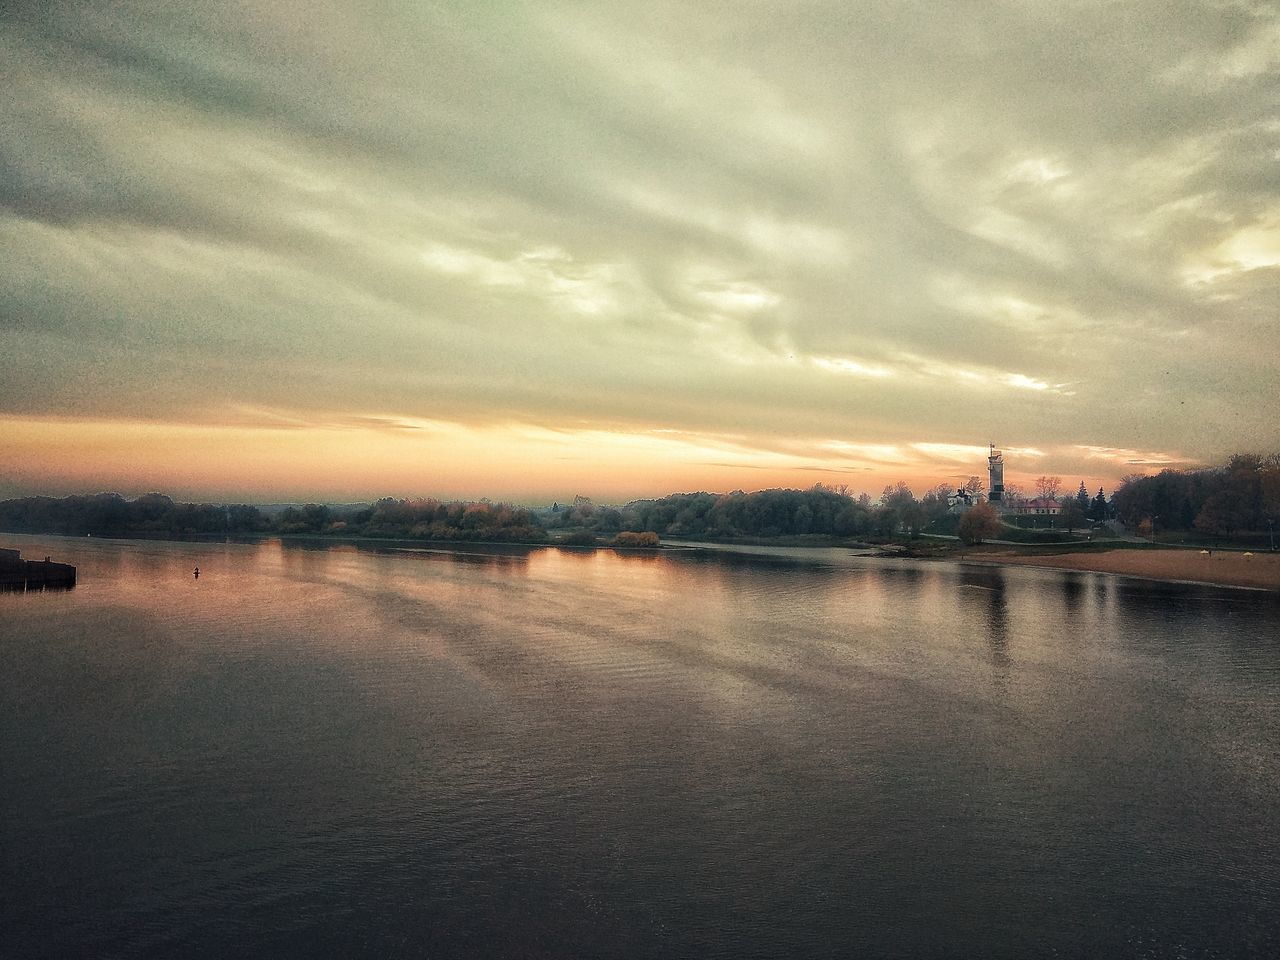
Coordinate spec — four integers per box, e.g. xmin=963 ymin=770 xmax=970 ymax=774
xmin=2 ymin=0 xmax=1277 ymax=504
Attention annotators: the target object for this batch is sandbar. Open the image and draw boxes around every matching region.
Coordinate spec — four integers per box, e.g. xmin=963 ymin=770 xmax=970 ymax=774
xmin=969 ymin=548 xmax=1280 ymax=592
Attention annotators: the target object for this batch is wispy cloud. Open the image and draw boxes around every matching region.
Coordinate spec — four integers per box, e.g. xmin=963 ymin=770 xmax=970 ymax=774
xmin=1 ymin=0 xmax=1276 ymax=498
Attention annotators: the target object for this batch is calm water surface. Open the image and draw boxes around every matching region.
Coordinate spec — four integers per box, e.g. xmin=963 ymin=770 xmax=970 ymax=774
xmin=2 ymin=535 xmax=1278 ymax=958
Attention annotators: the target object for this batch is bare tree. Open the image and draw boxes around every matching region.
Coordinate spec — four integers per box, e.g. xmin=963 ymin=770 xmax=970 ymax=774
xmin=1035 ymin=475 xmax=1062 ymax=500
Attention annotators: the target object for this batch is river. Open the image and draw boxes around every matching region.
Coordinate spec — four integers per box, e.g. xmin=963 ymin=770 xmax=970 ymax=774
xmin=2 ymin=534 xmax=1277 ymax=958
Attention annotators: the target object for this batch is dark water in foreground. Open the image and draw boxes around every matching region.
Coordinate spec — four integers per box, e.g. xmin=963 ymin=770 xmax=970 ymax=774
xmin=1 ymin=535 xmax=1278 ymax=959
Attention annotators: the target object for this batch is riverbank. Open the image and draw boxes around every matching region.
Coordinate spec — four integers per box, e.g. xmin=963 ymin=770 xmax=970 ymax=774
xmin=962 ymin=547 xmax=1280 ymax=592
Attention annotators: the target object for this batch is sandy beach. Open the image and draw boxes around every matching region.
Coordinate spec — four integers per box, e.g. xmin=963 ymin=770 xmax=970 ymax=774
xmin=972 ymin=548 xmax=1280 ymax=592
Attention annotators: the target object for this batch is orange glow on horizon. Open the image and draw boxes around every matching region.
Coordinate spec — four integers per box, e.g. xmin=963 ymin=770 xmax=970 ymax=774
xmin=1 ymin=414 xmax=1130 ymax=504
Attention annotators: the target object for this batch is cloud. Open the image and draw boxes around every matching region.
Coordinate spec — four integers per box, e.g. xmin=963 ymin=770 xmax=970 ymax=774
xmin=1 ymin=0 xmax=1277 ymax=498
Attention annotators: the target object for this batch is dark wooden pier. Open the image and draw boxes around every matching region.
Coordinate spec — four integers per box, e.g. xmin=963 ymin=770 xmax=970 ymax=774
xmin=0 ymin=547 xmax=77 ymax=592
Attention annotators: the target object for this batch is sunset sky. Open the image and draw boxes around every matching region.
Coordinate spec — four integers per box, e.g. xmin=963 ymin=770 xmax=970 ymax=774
xmin=3 ymin=1 xmax=1277 ymax=504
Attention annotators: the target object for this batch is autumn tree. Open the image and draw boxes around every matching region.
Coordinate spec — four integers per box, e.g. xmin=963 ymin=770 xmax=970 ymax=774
xmin=611 ymin=531 xmax=660 ymax=547
xmin=958 ymin=503 xmax=1002 ymax=544
xmin=1194 ymin=491 xmax=1248 ymax=538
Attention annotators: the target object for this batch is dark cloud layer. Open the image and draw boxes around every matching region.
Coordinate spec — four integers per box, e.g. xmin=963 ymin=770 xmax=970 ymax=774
xmin=2 ymin=0 xmax=1277 ymax=485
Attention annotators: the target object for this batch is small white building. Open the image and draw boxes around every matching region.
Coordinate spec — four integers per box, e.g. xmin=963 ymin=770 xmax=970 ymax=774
xmin=1012 ymin=497 xmax=1060 ymax=516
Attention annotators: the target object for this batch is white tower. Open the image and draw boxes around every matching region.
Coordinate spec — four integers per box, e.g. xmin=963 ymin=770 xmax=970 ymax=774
xmin=988 ymin=443 xmax=1004 ymax=506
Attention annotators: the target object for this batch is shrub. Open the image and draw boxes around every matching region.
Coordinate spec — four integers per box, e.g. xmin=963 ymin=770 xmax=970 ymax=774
xmin=611 ymin=531 xmax=660 ymax=548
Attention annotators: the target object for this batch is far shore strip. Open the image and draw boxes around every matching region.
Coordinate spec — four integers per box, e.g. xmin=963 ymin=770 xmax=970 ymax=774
xmin=968 ymin=548 xmax=1280 ymax=591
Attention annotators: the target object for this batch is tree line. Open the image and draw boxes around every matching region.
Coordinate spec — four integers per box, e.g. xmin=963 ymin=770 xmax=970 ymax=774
xmin=1111 ymin=454 xmax=1280 ymax=538
xmin=552 ymin=482 xmax=1005 ymax=541
xmin=0 ymin=481 xmax=1101 ymax=546
xmin=0 ymin=493 xmax=271 ymax=539
xmin=10 ymin=456 xmax=1269 ymax=547
xmin=286 ymin=498 xmax=546 ymax=542
xmin=0 ymin=493 xmax=544 ymax=543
